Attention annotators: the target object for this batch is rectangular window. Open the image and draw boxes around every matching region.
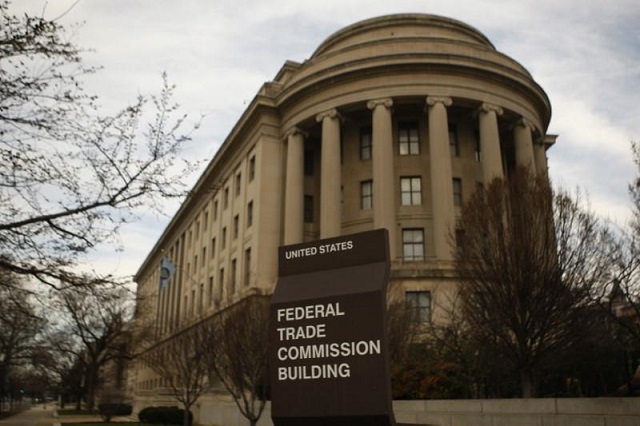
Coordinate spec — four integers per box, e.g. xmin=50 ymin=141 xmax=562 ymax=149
xmin=474 ymin=128 xmax=481 ymax=162
xmin=194 ymin=255 xmax=198 ymax=272
xmin=400 ymin=176 xmax=422 ymax=206
xmin=361 ymin=180 xmax=373 ymax=210
xmin=199 ymin=283 xmax=204 ymax=314
xmin=449 ymin=124 xmax=459 ymax=157
xmin=398 ymin=121 xmax=420 ymax=155
xmin=406 ymin=291 xmax=431 ymax=322
xmin=223 ymin=187 xmax=229 ymax=209
xmin=219 ymin=268 xmax=224 ymax=300
xmin=230 ymin=259 xmax=237 ymax=295
xmin=211 ymin=237 xmax=216 ymax=259
xmin=235 ymin=172 xmax=242 ymax=197
xmin=213 ymin=199 xmax=219 ymax=221
xmin=201 ymin=247 xmax=206 ymax=266
xmin=204 ymin=211 xmax=209 ymax=231
xmin=453 ymin=178 xmax=463 ymax=206
xmin=402 ymin=228 xmax=425 ymax=262
xmin=249 ymin=155 xmax=256 ymax=181
xmin=191 ymin=289 xmax=196 ymax=315
xmin=247 ymin=201 xmax=254 ymax=228
xmin=455 ymin=229 xmax=465 ymax=257
xmin=360 ymin=126 xmax=372 ymax=160
xmin=208 ymin=276 xmax=214 ymax=306
xmin=304 ymin=150 xmax=315 ymax=176
xmin=233 ymin=214 xmax=239 ymax=239
xmin=222 ymin=227 xmax=227 ymax=248
xmin=304 ymin=195 xmax=314 ymax=223
xmin=244 ymin=248 xmax=252 ymax=286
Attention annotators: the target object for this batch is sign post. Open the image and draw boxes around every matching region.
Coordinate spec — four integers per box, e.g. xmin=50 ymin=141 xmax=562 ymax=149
xmin=270 ymin=229 xmax=396 ymax=426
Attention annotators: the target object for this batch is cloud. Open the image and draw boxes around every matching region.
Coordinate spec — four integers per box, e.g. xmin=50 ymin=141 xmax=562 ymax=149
xmin=8 ymin=0 xmax=639 ymax=278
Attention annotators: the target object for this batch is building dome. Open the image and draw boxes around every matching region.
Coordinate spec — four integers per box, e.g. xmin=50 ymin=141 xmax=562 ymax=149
xmin=275 ymin=14 xmax=550 ymax=140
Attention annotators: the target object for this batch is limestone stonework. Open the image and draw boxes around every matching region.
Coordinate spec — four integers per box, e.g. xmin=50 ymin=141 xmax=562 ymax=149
xmin=131 ymin=14 xmax=556 ymax=421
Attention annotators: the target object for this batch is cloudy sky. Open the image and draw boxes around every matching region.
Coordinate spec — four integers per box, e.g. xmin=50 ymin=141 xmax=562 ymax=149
xmin=10 ymin=0 xmax=640 ymax=280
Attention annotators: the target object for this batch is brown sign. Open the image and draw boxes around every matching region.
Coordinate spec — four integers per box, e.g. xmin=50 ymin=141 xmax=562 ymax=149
xmin=270 ymin=229 xmax=396 ymax=426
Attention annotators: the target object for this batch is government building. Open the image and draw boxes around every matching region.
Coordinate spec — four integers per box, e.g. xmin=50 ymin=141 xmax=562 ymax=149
xmin=131 ymin=13 xmax=555 ymax=423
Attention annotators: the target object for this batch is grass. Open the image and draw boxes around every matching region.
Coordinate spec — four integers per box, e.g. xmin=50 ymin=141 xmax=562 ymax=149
xmin=57 ymin=409 xmax=99 ymax=415
xmin=60 ymin=423 xmax=180 ymax=426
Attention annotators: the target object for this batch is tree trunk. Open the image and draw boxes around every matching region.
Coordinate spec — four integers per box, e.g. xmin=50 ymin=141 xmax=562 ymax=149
xmin=85 ymin=367 xmax=97 ymax=411
xmin=183 ymin=404 xmax=190 ymax=426
xmin=520 ymin=370 xmax=534 ymax=398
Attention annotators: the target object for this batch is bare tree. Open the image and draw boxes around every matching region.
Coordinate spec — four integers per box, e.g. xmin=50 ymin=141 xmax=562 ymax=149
xmin=455 ymin=168 xmax=610 ymax=397
xmin=146 ymin=322 xmax=211 ymax=426
xmin=207 ymin=295 xmax=270 ymax=426
xmin=51 ymin=284 xmax=135 ymax=410
xmin=0 ymin=1 xmax=200 ymax=289
xmin=608 ymin=141 xmax=640 ymax=343
xmin=0 ymin=269 xmax=45 ymax=413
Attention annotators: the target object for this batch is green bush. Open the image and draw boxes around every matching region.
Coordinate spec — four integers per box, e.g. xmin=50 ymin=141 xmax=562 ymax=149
xmin=138 ymin=406 xmax=191 ymax=425
xmin=98 ymin=402 xmax=132 ymax=422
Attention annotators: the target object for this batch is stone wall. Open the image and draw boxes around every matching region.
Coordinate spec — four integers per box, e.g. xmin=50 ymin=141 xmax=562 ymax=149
xmin=394 ymin=398 xmax=640 ymax=426
xmin=134 ymin=396 xmax=640 ymax=426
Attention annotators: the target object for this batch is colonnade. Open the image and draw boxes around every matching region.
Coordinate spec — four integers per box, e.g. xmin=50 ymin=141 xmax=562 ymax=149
xmin=283 ymin=97 xmax=545 ymax=261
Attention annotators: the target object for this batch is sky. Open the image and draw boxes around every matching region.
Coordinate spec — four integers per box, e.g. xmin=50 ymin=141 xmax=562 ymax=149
xmin=9 ymin=0 xmax=640 ymax=282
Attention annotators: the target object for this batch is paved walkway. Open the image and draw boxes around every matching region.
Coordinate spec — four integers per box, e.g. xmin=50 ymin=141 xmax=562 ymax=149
xmin=0 ymin=405 xmax=56 ymax=426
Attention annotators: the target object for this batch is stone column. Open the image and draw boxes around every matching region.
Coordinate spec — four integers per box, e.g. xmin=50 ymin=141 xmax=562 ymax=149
xmin=534 ymin=135 xmax=556 ymax=176
xmin=284 ymin=127 xmax=306 ymax=245
xmin=514 ymin=118 xmax=536 ymax=173
xmin=427 ymin=96 xmax=455 ymax=262
xmin=367 ymin=98 xmax=396 ymax=259
xmin=478 ymin=102 xmax=504 ymax=184
xmin=316 ymin=109 xmax=342 ymax=239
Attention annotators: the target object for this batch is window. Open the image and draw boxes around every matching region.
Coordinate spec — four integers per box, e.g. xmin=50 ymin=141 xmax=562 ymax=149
xmin=402 ymin=228 xmax=425 ymax=262
xmin=201 ymin=247 xmax=206 ymax=266
xmin=474 ymin=128 xmax=481 ymax=162
xmin=453 ymin=178 xmax=463 ymax=206
xmin=449 ymin=124 xmax=459 ymax=157
xmin=199 ymin=283 xmax=204 ymax=314
xmin=304 ymin=150 xmax=314 ymax=176
xmin=191 ymin=289 xmax=196 ymax=315
xmin=360 ymin=126 xmax=372 ymax=160
xmin=209 ymin=276 xmax=214 ymax=306
xmin=204 ymin=211 xmax=209 ymax=231
xmin=398 ymin=121 xmax=420 ymax=155
xmin=219 ymin=268 xmax=225 ymax=299
xmin=406 ymin=291 xmax=431 ymax=322
xmin=249 ymin=155 xmax=256 ymax=181
xmin=223 ymin=187 xmax=229 ymax=209
xmin=247 ymin=201 xmax=253 ymax=228
xmin=400 ymin=176 xmax=422 ymax=206
xmin=230 ymin=259 xmax=237 ymax=295
xmin=455 ymin=229 xmax=465 ymax=256
xmin=235 ymin=172 xmax=242 ymax=197
xmin=211 ymin=237 xmax=216 ymax=259
xmin=244 ymin=248 xmax=252 ymax=286
xmin=221 ymin=227 xmax=227 ymax=248
xmin=304 ymin=195 xmax=314 ymax=223
xmin=361 ymin=180 xmax=373 ymax=210
xmin=213 ymin=199 xmax=219 ymax=221
xmin=194 ymin=255 xmax=198 ymax=272
xmin=233 ymin=214 xmax=239 ymax=239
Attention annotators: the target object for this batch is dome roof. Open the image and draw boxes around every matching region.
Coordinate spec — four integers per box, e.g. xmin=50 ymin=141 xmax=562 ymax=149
xmin=311 ymin=14 xmax=495 ymax=59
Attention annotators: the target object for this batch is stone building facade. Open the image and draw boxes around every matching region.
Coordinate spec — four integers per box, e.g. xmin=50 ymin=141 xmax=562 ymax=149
xmin=132 ymin=13 xmax=555 ymax=416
